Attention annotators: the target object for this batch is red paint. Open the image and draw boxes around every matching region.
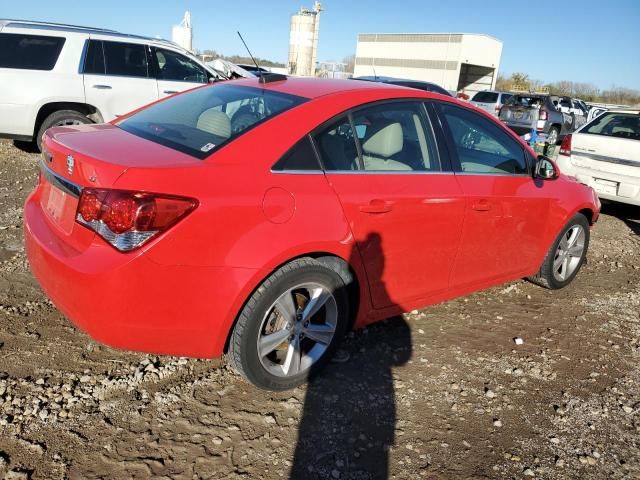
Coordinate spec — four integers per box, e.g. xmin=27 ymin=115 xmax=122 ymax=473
xmin=24 ymin=77 xmax=600 ymax=358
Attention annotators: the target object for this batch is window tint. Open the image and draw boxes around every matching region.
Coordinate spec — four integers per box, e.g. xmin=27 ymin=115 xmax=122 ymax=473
xmin=272 ymin=136 xmax=320 ymax=171
xmin=314 ymin=117 xmax=360 ymax=171
xmin=0 ymin=33 xmax=65 ymax=70
xmin=83 ymin=40 xmax=105 ymax=74
xmin=102 ymin=41 xmax=149 ymax=77
xmin=472 ymin=92 xmax=499 ymax=103
xmin=500 ymin=93 xmax=512 ymax=104
xmin=352 ymin=102 xmax=440 ymax=171
xmin=583 ymin=113 xmax=640 ymax=140
xmin=154 ymin=48 xmax=207 ymax=83
xmin=117 ymin=84 xmax=306 ymax=159
xmin=440 ymin=104 xmax=527 ymax=175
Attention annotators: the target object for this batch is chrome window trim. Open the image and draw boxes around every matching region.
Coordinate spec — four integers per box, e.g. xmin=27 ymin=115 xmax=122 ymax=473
xmin=455 ymin=171 xmax=531 ymax=177
xmin=270 ymin=169 xmax=324 ymax=175
xmin=324 ymin=170 xmax=453 ymax=175
xmin=39 ymin=161 xmax=82 ymax=198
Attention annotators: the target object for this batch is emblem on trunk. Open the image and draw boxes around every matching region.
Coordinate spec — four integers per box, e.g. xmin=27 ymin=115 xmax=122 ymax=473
xmin=66 ymin=155 xmax=74 ymax=176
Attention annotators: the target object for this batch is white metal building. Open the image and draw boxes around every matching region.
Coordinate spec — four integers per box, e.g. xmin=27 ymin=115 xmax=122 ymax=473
xmin=172 ymin=11 xmax=193 ymax=52
xmin=354 ymin=33 xmax=503 ymax=95
xmin=288 ymin=2 xmax=322 ymax=77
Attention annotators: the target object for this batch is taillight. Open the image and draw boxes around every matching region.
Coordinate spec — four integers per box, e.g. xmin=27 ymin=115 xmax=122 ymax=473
xmin=76 ymin=188 xmax=197 ymax=251
xmin=559 ymin=134 xmax=572 ymax=156
xmin=539 ymin=110 xmax=548 ymax=121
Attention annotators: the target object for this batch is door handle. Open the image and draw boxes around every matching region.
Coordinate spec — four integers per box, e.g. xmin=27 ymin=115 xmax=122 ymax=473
xmin=163 ymin=90 xmax=179 ymax=94
xmin=92 ymin=84 xmax=112 ymax=89
xmin=359 ymin=200 xmax=393 ymax=214
xmin=471 ymin=200 xmax=491 ymax=212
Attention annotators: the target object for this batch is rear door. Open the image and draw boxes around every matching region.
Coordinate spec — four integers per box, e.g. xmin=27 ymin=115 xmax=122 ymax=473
xmin=83 ymin=39 xmax=158 ymax=121
xmin=316 ymin=101 xmax=465 ymax=309
xmin=151 ymin=47 xmax=210 ymax=99
xmin=436 ymin=102 xmax=551 ymax=288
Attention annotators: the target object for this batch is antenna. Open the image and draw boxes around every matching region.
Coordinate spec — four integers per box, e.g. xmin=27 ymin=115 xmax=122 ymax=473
xmin=237 ymin=31 xmax=262 ymax=76
xmin=237 ymin=31 xmax=287 ymax=84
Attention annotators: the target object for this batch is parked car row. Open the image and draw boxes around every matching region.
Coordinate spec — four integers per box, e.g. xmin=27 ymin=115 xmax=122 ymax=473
xmin=0 ymin=19 xmax=243 ymax=151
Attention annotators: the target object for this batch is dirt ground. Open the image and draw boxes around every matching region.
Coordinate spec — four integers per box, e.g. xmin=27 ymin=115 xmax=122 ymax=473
xmin=0 ymin=139 xmax=639 ymax=480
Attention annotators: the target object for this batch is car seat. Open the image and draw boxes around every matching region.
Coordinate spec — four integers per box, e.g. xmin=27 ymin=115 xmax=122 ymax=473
xmin=196 ymin=110 xmax=232 ymax=139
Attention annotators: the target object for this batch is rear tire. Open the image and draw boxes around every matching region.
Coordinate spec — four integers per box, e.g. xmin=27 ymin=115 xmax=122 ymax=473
xmin=528 ymin=213 xmax=589 ymax=289
xmin=36 ymin=110 xmax=91 ymax=152
xmin=227 ymin=257 xmax=349 ymax=390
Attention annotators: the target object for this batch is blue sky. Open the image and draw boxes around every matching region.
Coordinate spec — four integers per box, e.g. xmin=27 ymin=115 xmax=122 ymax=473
xmin=4 ymin=0 xmax=639 ymax=89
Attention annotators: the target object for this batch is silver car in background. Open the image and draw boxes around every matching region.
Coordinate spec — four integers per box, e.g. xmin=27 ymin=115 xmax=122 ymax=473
xmin=470 ymin=90 xmax=513 ymax=116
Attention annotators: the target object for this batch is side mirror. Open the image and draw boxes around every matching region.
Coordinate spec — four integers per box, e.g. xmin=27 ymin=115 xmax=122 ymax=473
xmin=534 ymin=155 xmax=559 ymax=180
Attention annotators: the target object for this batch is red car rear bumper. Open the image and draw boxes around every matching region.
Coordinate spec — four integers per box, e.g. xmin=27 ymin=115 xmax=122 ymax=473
xmin=24 ymin=191 xmax=255 ymax=358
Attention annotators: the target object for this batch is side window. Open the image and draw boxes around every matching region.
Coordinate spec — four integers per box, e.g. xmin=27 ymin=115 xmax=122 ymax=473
xmin=313 ymin=116 xmax=360 ymax=171
xmin=154 ymin=48 xmax=207 ymax=83
xmin=83 ymin=40 xmax=105 ymax=74
xmin=440 ymin=104 xmax=527 ymax=175
xmin=0 ymin=33 xmax=65 ymax=70
xmin=272 ymin=136 xmax=321 ymax=171
xmin=500 ymin=93 xmax=512 ymax=104
xmin=352 ymin=102 xmax=440 ymax=171
xmin=102 ymin=41 xmax=149 ymax=78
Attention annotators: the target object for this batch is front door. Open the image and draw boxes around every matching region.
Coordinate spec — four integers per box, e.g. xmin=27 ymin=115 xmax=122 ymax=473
xmin=83 ymin=39 xmax=158 ymax=121
xmin=315 ymin=101 xmax=466 ymax=309
xmin=151 ymin=47 xmax=209 ymax=99
xmin=435 ymin=102 xmax=551 ymax=289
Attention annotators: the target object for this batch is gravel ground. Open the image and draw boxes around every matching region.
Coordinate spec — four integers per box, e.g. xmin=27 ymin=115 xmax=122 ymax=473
xmin=0 ymin=139 xmax=639 ymax=480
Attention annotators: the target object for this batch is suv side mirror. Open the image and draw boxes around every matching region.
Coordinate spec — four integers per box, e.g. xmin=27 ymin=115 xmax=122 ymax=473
xmin=534 ymin=155 xmax=559 ymax=180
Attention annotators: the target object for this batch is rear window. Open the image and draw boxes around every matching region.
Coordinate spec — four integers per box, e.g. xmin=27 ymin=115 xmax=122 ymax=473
xmin=583 ymin=112 xmax=640 ymax=140
xmin=472 ymin=92 xmax=499 ymax=103
xmin=117 ymin=84 xmax=307 ymax=158
xmin=0 ymin=33 xmax=65 ymax=70
xmin=505 ymin=95 xmax=545 ymax=107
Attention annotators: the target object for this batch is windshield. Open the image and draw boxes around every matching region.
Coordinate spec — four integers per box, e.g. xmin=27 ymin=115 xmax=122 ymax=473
xmin=583 ymin=112 xmax=640 ymax=140
xmin=117 ymin=84 xmax=307 ymax=158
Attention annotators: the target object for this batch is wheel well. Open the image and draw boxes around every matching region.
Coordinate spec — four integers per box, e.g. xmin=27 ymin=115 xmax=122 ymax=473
xmin=578 ymin=208 xmax=594 ymax=225
xmin=222 ymin=252 xmax=361 ymax=354
xmin=34 ymin=102 xmax=103 ymax=137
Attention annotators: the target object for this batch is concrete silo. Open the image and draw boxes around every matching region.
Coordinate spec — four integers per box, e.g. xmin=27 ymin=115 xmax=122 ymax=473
xmin=288 ymin=2 xmax=322 ymax=77
xmin=172 ymin=11 xmax=193 ymax=52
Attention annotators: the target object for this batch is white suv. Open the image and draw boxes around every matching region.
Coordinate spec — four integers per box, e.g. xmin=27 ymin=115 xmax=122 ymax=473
xmin=0 ymin=19 xmax=227 ymax=151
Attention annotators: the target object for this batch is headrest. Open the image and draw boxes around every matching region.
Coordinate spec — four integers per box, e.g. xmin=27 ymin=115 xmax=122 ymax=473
xmin=197 ymin=109 xmax=231 ymax=138
xmin=362 ymin=122 xmax=403 ymax=158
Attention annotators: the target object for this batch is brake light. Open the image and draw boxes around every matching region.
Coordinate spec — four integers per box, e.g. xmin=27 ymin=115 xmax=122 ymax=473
xmin=559 ymin=134 xmax=572 ymax=156
xmin=539 ymin=110 xmax=548 ymax=121
xmin=76 ymin=188 xmax=197 ymax=251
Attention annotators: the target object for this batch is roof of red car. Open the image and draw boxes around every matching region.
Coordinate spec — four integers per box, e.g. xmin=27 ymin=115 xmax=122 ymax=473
xmin=229 ymin=76 xmax=418 ymax=99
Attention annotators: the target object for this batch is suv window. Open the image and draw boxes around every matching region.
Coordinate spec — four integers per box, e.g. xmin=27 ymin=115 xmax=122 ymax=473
xmin=0 ymin=33 xmax=65 ymax=70
xmin=499 ymin=93 xmax=513 ymax=104
xmin=272 ymin=136 xmax=320 ymax=171
xmin=440 ymin=104 xmax=527 ymax=175
xmin=83 ymin=40 xmax=105 ymax=74
xmin=101 ymin=41 xmax=149 ymax=78
xmin=154 ymin=48 xmax=208 ymax=83
xmin=472 ymin=92 xmax=499 ymax=103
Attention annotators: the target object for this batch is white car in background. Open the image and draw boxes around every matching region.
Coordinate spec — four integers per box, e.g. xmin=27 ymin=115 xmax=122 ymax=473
xmin=469 ymin=90 xmax=513 ymax=116
xmin=0 ymin=19 xmax=233 ymax=151
xmin=556 ymin=109 xmax=640 ymax=206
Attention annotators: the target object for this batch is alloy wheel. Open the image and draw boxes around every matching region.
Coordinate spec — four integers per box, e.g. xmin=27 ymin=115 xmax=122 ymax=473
xmin=257 ymin=283 xmax=338 ymax=378
xmin=552 ymin=225 xmax=586 ymax=281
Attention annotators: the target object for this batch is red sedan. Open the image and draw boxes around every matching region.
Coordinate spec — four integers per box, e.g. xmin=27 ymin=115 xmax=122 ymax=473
xmin=24 ymin=75 xmax=600 ymax=390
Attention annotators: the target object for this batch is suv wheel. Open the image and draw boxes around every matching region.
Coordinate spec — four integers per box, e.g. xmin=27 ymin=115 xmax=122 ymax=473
xmin=36 ymin=110 xmax=92 ymax=152
xmin=546 ymin=126 xmax=560 ymax=145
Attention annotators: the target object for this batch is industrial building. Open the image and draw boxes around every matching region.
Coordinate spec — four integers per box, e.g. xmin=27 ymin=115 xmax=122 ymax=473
xmin=288 ymin=2 xmax=322 ymax=77
xmin=354 ymin=33 xmax=503 ymax=96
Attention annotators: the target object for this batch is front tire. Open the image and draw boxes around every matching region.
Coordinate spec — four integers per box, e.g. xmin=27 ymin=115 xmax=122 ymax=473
xmin=36 ymin=110 xmax=92 ymax=152
xmin=227 ymin=258 xmax=349 ymax=390
xmin=528 ymin=213 xmax=590 ymax=289
xmin=546 ymin=126 xmax=560 ymax=145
